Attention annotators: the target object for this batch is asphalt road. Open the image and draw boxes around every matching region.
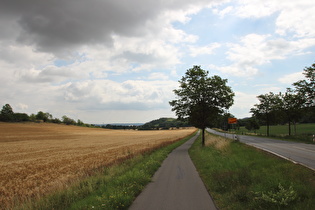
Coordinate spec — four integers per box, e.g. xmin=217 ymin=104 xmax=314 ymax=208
xmin=206 ymin=128 xmax=315 ymax=171
xmin=129 ymin=131 xmax=217 ymax=210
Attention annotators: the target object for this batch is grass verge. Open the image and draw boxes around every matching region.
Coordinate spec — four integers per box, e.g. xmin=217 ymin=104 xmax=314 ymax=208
xmin=18 ymin=131 xmax=197 ymax=210
xmin=189 ymin=131 xmax=315 ymax=210
xmin=234 ymin=123 xmax=315 ymax=144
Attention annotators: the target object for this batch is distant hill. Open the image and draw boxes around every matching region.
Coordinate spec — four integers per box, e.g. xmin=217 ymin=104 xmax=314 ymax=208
xmin=140 ymin=117 xmax=191 ymax=130
xmin=99 ymin=118 xmax=191 ymax=130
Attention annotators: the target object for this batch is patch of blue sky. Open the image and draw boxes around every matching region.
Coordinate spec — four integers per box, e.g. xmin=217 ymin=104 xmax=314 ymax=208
xmin=261 ymin=52 xmax=315 ymax=81
xmin=54 ymin=52 xmax=89 ymax=67
xmin=107 ymin=70 xmax=147 ymax=83
xmin=174 ymin=7 xmax=277 ymax=45
xmin=173 ymin=7 xmax=281 ymax=78
xmin=235 ymin=54 xmax=314 ymax=96
xmin=54 ymin=59 xmax=75 ymax=67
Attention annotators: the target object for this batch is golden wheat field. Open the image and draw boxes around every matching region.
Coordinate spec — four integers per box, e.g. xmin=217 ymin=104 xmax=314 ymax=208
xmin=0 ymin=122 xmax=196 ymax=208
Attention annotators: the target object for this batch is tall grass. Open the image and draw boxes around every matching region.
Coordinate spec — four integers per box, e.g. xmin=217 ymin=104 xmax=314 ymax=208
xmin=189 ymin=131 xmax=315 ymax=209
xmin=18 ymin=131 xmax=197 ymax=210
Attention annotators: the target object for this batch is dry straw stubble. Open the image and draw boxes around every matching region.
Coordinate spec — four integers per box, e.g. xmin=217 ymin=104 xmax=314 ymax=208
xmin=0 ymin=122 xmax=196 ymax=209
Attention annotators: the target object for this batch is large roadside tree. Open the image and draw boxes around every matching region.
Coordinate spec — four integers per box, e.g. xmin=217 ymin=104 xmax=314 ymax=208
xmin=169 ymin=66 xmax=234 ymax=146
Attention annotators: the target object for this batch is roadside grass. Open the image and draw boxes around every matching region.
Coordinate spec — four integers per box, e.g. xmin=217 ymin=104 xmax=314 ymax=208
xmin=233 ymin=123 xmax=315 ymax=144
xmin=18 ymin=131 xmax=197 ymax=210
xmin=189 ymin=131 xmax=315 ymax=210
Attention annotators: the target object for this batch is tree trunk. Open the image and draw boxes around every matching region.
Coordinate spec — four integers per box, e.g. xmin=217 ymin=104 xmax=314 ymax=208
xmin=202 ymin=128 xmax=205 ymax=147
xmin=266 ymin=113 xmax=270 ymax=136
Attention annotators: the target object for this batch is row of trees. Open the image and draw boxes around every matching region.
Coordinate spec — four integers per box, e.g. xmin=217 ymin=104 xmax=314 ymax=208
xmin=250 ymin=63 xmax=315 ymax=136
xmin=168 ymin=63 xmax=314 ymax=146
xmin=0 ymin=104 xmax=88 ymax=126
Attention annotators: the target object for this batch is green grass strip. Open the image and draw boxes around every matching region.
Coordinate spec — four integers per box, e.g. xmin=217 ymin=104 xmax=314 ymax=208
xmin=235 ymin=123 xmax=315 ymax=144
xmin=189 ymin=131 xmax=315 ymax=210
xmin=19 ymin=131 xmax=197 ymax=210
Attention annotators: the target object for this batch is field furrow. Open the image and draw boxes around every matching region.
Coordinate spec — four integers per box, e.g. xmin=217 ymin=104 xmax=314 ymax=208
xmin=0 ymin=122 xmax=196 ymax=209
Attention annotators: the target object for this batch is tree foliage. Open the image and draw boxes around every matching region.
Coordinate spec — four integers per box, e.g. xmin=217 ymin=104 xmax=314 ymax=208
xmin=215 ymin=112 xmax=236 ymax=131
xmin=1 ymin=104 xmax=14 ymax=115
xmin=250 ymin=62 xmax=315 ymax=136
xmin=250 ymin=92 xmax=280 ymax=136
xmin=0 ymin=103 xmax=87 ymax=126
xmin=62 ymin=115 xmax=76 ymax=125
xmin=139 ymin=117 xmax=190 ymax=130
xmin=278 ymin=88 xmax=305 ymax=135
xmin=0 ymin=104 xmax=14 ymax=121
xmin=245 ymin=118 xmax=260 ymax=133
xmin=169 ymin=66 xmax=234 ymax=146
xmin=293 ymin=63 xmax=315 ymax=107
xmin=36 ymin=111 xmax=52 ymax=122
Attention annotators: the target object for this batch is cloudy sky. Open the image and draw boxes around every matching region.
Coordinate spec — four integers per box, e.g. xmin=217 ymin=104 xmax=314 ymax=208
xmin=1 ymin=0 xmax=315 ymax=124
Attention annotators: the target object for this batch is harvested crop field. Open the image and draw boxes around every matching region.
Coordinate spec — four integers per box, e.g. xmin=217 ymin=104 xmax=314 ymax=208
xmin=0 ymin=122 xmax=196 ymax=209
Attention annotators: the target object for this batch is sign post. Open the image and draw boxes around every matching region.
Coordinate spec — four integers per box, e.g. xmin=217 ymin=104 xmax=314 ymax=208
xmin=228 ymin=118 xmax=238 ymax=141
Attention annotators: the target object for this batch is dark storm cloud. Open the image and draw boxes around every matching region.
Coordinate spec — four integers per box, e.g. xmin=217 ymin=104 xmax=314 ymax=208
xmin=117 ymin=51 xmax=163 ymax=64
xmin=0 ymin=0 xmax=213 ymax=55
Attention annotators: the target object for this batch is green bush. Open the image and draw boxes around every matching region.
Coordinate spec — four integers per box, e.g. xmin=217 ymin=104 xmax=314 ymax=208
xmin=254 ymin=183 xmax=298 ymax=207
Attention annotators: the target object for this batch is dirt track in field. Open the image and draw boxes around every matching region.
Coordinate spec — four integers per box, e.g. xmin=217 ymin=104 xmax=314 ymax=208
xmin=0 ymin=122 xmax=196 ymax=208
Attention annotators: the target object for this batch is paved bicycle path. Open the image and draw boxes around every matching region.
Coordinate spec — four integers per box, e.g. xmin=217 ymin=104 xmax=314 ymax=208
xmin=129 ymin=131 xmax=217 ymax=210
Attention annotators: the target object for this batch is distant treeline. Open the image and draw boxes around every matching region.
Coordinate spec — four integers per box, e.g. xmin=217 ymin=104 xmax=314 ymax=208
xmin=0 ymin=104 xmax=92 ymax=127
xmin=0 ymin=104 xmax=190 ymax=130
xmin=103 ymin=118 xmax=191 ymax=130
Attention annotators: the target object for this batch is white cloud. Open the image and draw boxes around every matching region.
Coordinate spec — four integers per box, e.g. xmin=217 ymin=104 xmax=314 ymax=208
xmin=230 ymin=91 xmax=258 ymax=118
xmin=62 ymin=79 xmax=177 ymax=110
xmin=148 ymin=72 xmax=169 ymax=80
xmin=18 ymin=66 xmax=82 ymax=84
xmin=1 ymin=0 xmax=217 ymax=123
xmin=212 ymin=6 xmax=234 ymax=18
xmin=209 ymin=64 xmax=259 ymax=78
xmin=235 ymin=91 xmax=257 ymax=109
xmin=112 ymin=35 xmax=182 ymax=71
xmin=0 ymin=0 xmax=314 ymax=123
xmin=232 ymin=0 xmax=315 ymax=38
xmin=278 ymin=72 xmax=304 ymax=85
xmin=0 ymin=41 xmax=54 ymax=68
xmin=258 ymin=86 xmax=283 ymax=94
xmin=15 ymin=103 xmax=29 ymax=111
xmin=211 ymin=34 xmax=315 ymax=77
xmin=234 ymin=0 xmax=278 ymax=18
xmin=275 ymin=1 xmax=315 ymax=38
